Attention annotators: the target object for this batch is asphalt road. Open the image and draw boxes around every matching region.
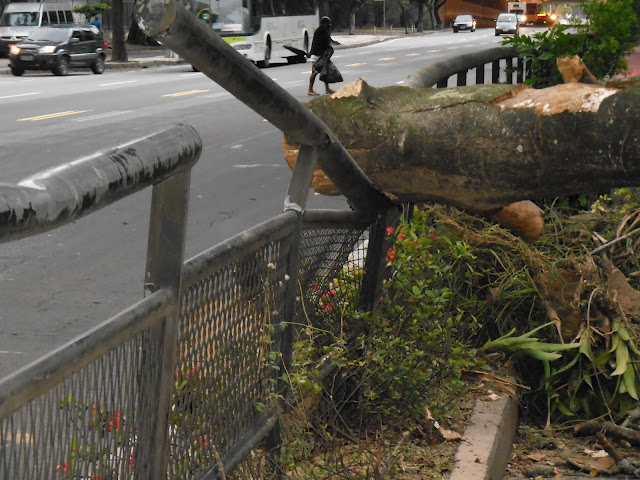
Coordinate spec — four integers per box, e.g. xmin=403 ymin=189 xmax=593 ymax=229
xmin=0 ymin=28 xmax=524 ymax=378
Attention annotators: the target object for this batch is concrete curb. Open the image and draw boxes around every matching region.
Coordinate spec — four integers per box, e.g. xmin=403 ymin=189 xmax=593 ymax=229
xmin=449 ymin=391 xmax=518 ymax=480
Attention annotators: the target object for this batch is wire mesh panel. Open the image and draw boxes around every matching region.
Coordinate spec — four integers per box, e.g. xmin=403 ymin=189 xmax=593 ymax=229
xmin=171 ymin=214 xmax=296 ymax=479
xmin=0 ymin=314 xmax=166 ymax=480
xmin=298 ymin=211 xmax=373 ymax=336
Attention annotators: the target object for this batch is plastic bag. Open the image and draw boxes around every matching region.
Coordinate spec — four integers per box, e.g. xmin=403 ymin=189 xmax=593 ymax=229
xmin=319 ymin=59 xmax=343 ymax=84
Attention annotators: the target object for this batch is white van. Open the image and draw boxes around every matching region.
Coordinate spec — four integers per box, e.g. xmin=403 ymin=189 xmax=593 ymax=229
xmin=0 ymin=2 xmax=79 ymax=56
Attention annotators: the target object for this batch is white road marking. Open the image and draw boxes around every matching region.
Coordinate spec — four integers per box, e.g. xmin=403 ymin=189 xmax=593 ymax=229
xmin=234 ymin=164 xmax=283 ymax=168
xmin=99 ymin=80 xmax=136 ymax=87
xmin=72 ymin=111 xmax=133 ymax=122
xmin=0 ymin=92 xmax=40 ymax=100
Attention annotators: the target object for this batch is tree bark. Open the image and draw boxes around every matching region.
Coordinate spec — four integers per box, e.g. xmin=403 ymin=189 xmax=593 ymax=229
xmin=111 ymin=0 xmax=128 ymax=62
xmin=282 ymin=78 xmax=640 ymax=214
xmin=416 ymin=2 xmax=424 ymax=32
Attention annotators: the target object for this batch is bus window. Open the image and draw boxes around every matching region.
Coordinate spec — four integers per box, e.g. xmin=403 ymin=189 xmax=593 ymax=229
xmin=49 ymin=11 xmax=59 ymax=24
xmin=41 ymin=11 xmax=50 ymax=25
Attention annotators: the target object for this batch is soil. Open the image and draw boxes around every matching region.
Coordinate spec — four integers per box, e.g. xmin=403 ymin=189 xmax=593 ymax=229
xmin=504 ymin=422 xmax=640 ymax=479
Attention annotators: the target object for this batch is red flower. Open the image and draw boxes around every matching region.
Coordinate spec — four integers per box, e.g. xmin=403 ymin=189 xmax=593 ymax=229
xmin=386 ymin=247 xmax=396 ymax=263
xmin=321 ymin=303 xmax=334 ymax=312
xmin=386 ymin=227 xmax=394 ymax=236
xmin=397 ymin=233 xmax=405 ymax=240
xmin=430 ymin=232 xmax=438 ymax=240
xmin=312 ymin=283 xmax=320 ymax=291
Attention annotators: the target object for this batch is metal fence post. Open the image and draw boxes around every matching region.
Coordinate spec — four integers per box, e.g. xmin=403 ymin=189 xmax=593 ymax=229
xmin=359 ymin=207 xmax=400 ymax=313
xmin=136 ymin=170 xmax=191 ymax=479
xmin=265 ymin=145 xmax=318 ymax=473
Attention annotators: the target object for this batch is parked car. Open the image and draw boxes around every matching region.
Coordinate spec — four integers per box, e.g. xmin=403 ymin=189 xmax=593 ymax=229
xmin=453 ymin=14 xmax=477 ymax=33
xmin=8 ymin=25 xmax=106 ymax=76
xmin=495 ymin=13 xmax=519 ymax=36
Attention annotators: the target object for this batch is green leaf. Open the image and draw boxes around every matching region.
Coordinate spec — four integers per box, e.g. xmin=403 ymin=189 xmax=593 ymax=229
xmin=612 ymin=342 xmax=629 ymax=376
xmin=623 ymin=365 xmax=639 ymax=400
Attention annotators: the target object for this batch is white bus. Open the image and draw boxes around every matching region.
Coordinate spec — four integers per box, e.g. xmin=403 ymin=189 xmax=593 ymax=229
xmin=196 ymin=0 xmax=318 ymax=67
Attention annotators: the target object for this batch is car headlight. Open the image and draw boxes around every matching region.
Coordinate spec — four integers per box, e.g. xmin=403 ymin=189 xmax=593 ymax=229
xmin=9 ymin=45 xmax=20 ymax=55
xmin=550 ymin=13 xmax=557 ymax=20
xmin=39 ymin=45 xmax=56 ymax=54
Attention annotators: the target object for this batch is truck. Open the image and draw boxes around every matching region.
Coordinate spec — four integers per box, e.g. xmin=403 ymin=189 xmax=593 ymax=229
xmin=507 ymin=1 xmax=557 ymax=26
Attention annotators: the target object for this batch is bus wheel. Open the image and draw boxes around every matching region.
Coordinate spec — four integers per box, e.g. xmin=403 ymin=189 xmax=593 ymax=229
xmin=258 ymin=42 xmax=271 ymax=68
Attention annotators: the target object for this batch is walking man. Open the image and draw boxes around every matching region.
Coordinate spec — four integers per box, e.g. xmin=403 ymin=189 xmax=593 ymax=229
xmin=308 ymin=16 xmax=340 ymax=96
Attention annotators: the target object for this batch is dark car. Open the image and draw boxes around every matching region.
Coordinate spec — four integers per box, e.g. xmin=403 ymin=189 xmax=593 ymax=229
xmin=453 ymin=14 xmax=477 ymax=33
xmin=8 ymin=25 xmax=106 ymax=76
xmin=533 ymin=12 xmax=557 ymax=26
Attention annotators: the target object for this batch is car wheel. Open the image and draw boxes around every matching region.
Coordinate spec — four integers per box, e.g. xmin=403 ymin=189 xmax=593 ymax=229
xmin=10 ymin=66 xmax=24 ymax=76
xmin=53 ymin=56 xmax=69 ymax=76
xmin=258 ymin=42 xmax=271 ymax=68
xmin=91 ymin=56 xmax=105 ymax=74
xmin=192 ymin=65 xmax=199 ymax=72
xmin=495 ymin=31 xmax=500 ymax=36
xmin=453 ymin=28 xmax=458 ymax=33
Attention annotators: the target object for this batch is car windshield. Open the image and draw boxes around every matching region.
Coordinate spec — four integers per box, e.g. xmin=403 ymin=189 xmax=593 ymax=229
xmin=0 ymin=12 xmax=39 ymax=27
xmin=455 ymin=15 xmax=472 ymax=22
xmin=498 ymin=14 xmax=516 ymax=22
xmin=26 ymin=27 xmax=70 ymax=42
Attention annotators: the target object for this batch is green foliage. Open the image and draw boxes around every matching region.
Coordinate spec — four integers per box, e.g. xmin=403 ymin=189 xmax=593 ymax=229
xmin=503 ymin=0 xmax=640 ymax=85
xmin=73 ymin=3 xmax=110 ymax=22
xmin=502 ymin=26 xmax=583 ymax=87
xmin=358 ymin=217 xmax=483 ymax=423
xmin=581 ymin=0 xmax=639 ymax=78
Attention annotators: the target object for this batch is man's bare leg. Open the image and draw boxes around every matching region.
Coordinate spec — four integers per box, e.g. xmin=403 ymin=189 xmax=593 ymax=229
xmin=308 ymin=72 xmax=320 ymax=95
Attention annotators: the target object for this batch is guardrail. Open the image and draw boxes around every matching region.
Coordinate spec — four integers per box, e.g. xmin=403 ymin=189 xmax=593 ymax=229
xmin=407 ymin=45 xmax=528 ymax=88
xmin=0 ymin=0 xmax=398 ymax=479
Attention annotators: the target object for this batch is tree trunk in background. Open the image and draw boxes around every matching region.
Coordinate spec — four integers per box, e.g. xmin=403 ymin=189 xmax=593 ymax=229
xmin=282 ymin=78 xmax=640 ymax=213
xmin=417 ymin=2 xmax=424 ymax=32
xmin=320 ymin=0 xmax=330 ymax=18
xmin=349 ymin=10 xmax=356 ymax=34
xmin=434 ymin=0 xmax=446 ymax=28
xmin=110 ymin=0 xmax=127 ymax=62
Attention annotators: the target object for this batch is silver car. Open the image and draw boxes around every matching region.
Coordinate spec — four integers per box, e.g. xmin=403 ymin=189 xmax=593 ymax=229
xmin=495 ymin=13 xmax=519 ymax=36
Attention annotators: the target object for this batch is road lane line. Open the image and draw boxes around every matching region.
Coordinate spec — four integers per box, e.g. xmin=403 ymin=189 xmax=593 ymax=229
xmin=447 ymin=46 xmax=459 ymax=49
xmin=378 ymin=57 xmax=395 ymax=61
xmin=234 ymin=164 xmax=283 ymax=168
xmin=99 ymin=80 xmax=136 ymax=87
xmin=163 ymin=89 xmax=209 ymax=97
xmin=405 ymin=53 xmax=420 ymax=57
xmin=0 ymin=92 xmax=40 ymax=100
xmin=72 ymin=111 xmax=133 ymax=122
xmin=428 ymin=49 xmax=441 ymax=53
xmin=18 ymin=110 xmax=92 ymax=122
xmin=345 ymin=62 xmax=367 ymax=67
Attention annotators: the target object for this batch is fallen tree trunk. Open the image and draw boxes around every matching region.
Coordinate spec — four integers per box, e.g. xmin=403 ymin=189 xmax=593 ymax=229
xmin=283 ymin=77 xmax=640 ymax=214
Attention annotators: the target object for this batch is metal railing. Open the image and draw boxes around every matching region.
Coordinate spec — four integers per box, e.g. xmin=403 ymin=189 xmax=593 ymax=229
xmin=0 ymin=0 xmax=398 ymax=479
xmin=407 ymin=45 xmax=528 ymax=88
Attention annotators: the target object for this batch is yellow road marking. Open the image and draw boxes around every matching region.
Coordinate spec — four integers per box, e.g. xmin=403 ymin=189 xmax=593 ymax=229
xmin=163 ymin=89 xmax=209 ymax=97
xmin=378 ymin=57 xmax=395 ymax=61
xmin=406 ymin=53 xmax=420 ymax=56
xmin=447 ymin=46 xmax=459 ymax=49
xmin=345 ymin=62 xmax=366 ymax=67
xmin=464 ymin=44 xmax=474 ymax=47
xmin=427 ymin=49 xmax=440 ymax=53
xmin=18 ymin=110 xmax=92 ymax=122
